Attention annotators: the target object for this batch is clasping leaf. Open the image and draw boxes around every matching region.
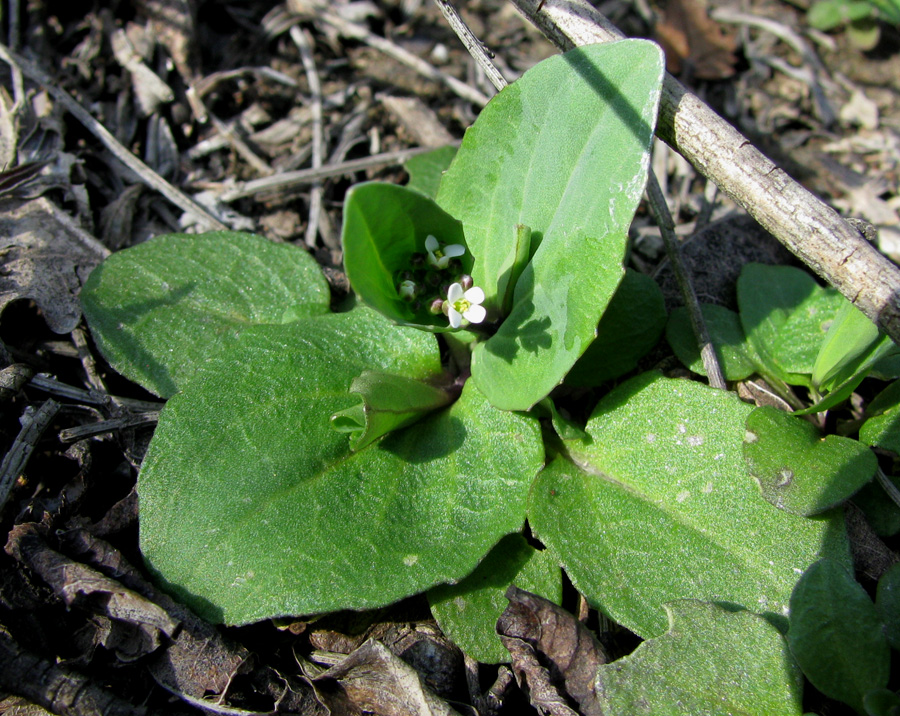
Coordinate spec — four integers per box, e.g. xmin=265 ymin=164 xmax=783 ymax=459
xmin=331 ymin=370 xmax=457 ymax=451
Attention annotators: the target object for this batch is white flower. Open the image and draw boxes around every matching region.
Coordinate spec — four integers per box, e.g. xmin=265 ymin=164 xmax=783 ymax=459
xmin=446 ymin=282 xmax=486 ymax=328
xmin=398 ymin=279 xmax=417 ymax=300
xmin=425 ymin=235 xmax=465 ymax=269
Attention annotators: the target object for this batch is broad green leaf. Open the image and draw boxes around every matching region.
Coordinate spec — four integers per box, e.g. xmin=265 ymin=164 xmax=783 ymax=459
xmin=864 ymin=690 xmax=900 ymax=716
xmin=330 ymin=370 xmax=456 ymax=451
xmin=787 ymin=559 xmax=890 ymax=715
xmin=808 ymin=0 xmax=845 ymax=28
xmin=737 ymin=264 xmax=839 ymax=386
xmin=847 ymin=19 xmax=880 ymax=50
xmin=341 ymin=182 xmax=472 ymax=331
xmin=139 ymin=309 xmax=544 ymax=624
xmin=876 ymin=563 xmax=900 ymax=651
xmin=404 ymin=145 xmax=458 ymax=199
xmin=594 ymin=601 xmax=803 ymax=716
xmin=666 ymin=303 xmax=756 ymax=381
xmin=861 ymin=380 xmax=900 ymax=453
xmin=871 ymin=0 xmax=900 ymax=24
xmin=566 ymin=269 xmax=667 ymax=387
xmin=867 ymin=379 xmax=900 ymax=415
xmin=80 ymin=232 xmax=330 ymax=398
xmin=871 ymin=349 xmax=900 ymax=380
xmin=872 ymin=0 xmax=900 ymax=23
xmin=773 ymin=285 xmax=843 ymax=377
xmin=437 ymin=41 xmax=664 ymax=410
xmin=812 ymin=299 xmax=881 ymax=391
xmin=743 ymin=406 xmax=876 ymax=515
xmin=428 ymin=533 xmax=562 ymax=664
xmin=852 ymin=475 xmax=900 ymax=537
xmin=529 ymin=372 xmax=850 ymax=638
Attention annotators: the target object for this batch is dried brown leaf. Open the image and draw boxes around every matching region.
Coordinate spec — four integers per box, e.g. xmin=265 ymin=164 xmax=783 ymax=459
xmin=110 ymin=28 xmax=174 ymax=117
xmin=99 ymin=184 xmax=144 ymax=250
xmin=0 ymin=197 xmax=107 ymax=333
xmin=5 ymin=524 xmax=178 ymax=662
xmin=134 ymin=0 xmax=198 ymax=85
xmin=381 ymin=96 xmax=455 ymax=148
xmin=311 ymin=639 xmax=461 ymax=716
xmin=497 ymin=586 xmax=608 ymax=716
xmin=654 ymin=0 xmax=737 ymax=79
xmin=58 ymin=529 xmax=322 ymax=713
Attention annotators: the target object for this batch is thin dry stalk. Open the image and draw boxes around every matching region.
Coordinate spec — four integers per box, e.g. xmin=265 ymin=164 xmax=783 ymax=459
xmin=291 ymin=25 xmax=326 ymax=248
xmin=217 ymin=146 xmax=444 ymax=202
xmin=433 ymin=0 xmax=509 ymax=90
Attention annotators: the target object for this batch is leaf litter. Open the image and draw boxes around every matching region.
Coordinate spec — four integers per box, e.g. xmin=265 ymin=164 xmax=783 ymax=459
xmin=0 ymin=0 xmax=898 ymax=714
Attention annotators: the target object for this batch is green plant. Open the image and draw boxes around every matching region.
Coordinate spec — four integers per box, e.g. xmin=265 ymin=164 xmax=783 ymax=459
xmin=807 ymin=0 xmax=900 ymax=49
xmin=80 ymin=39 xmax=899 ymax=713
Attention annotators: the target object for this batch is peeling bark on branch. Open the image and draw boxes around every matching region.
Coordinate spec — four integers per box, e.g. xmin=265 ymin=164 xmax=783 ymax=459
xmin=510 ymin=0 xmax=900 ymax=343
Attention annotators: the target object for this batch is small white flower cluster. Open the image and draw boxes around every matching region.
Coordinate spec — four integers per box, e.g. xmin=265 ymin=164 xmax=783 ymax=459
xmin=396 ymin=235 xmax=486 ymax=329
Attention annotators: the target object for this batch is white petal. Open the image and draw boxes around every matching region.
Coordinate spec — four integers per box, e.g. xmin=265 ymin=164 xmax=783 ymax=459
xmin=444 ymin=244 xmax=465 ymax=258
xmin=425 ymin=235 xmax=439 ymax=251
xmin=463 ymin=286 xmax=484 ymax=304
xmin=463 ymin=304 xmax=486 ymax=324
xmin=447 ymin=282 xmax=464 ymax=302
xmin=448 ymin=306 xmax=463 ymax=328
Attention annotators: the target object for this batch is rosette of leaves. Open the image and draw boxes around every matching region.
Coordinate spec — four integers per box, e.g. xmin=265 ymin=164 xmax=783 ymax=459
xmin=80 ymin=40 xmax=666 ymax=628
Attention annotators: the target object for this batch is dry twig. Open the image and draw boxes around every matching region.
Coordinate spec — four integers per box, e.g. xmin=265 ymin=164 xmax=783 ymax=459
xmin=217 ymin=146 xmax=446 ymax=202
xmin=433 ymin=0 xmax=510 ymax=90
xmin=291 ymin=26 xmax=326 ymax=248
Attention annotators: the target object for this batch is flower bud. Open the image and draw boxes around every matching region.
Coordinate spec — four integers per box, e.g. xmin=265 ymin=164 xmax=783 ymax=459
xmin=458 ymin=274 xmax=473 ymax=290
xmin=428 ymin=298 xmax=444 ymax=315
xmin=397 ymin=280 xmax=417 ymax=300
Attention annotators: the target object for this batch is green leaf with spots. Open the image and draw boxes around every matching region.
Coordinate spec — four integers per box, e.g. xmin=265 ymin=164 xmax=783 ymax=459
xmin=80 ymin=232 xmax=331 ymax=398
xmin=428 ymin=533 xmax=562 ymax=664
xmin=594 ymin=601 xmax=803 ymax=716
xmin=787 ymin=559 xmax=890 ymax=715
xmin=666 ymin=303 xmax=756 ymax=381
xmin=437 ymin=41 xmax=664 ymax=410
xmin=528 ymin=372 xmax=850 ymax=638
xmin=743 ymin=406 xmax=876 ymax=515
xmin=139 ymin=309 xmax=544 ymax=624
xmin=404 ymin=145 xmax=458 ymax=199
xmin=341 ymin=182 xmax=472 ymax=332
